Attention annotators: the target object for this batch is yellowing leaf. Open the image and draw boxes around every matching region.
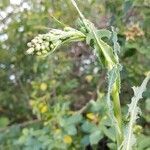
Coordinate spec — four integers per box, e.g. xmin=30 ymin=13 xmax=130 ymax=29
xmin=63 ymin=135 xmax=72 ymax=144
xmin=40 ymin=83 xmax=47 ymax=91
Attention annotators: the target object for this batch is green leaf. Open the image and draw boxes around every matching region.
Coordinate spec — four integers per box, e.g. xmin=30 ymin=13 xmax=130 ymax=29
xmin=86 ymin=32 xmax=93 ymax=45
xmin=102 ymin=126 xmax=116 ymax=142
xmin=111 ymin=27 xmax=120 ymax=55
xmin=81 ymin=121 xmax=98 ymax=133
xmin=107 ymin=143 xmax=117 ymax=150
xmin=83 ymin=19 xmax=117 ymax=66
xmin=107 ymin=66 xmax=119 ymax=94
xmin=90 ymin=99 xmax=107 ymax=113
xmin=64 ymin=125 xmax=77 ymax=135
xmin=97 ymin=29 xmax=112 ymax=39
xmin=137 ymin=135 xmax=150 ymax=150
xmin=66 ymin=114 xmax=83 ymax=125
xmin=106 ymin=65 xmax=122 ymax=136
xmin=122 ymin=75 xmax=150 ymax=150
xmin=89 ymin=130 xmax=103 ymax=145
xmin=81 ymin=135 xmax=90 ymax=146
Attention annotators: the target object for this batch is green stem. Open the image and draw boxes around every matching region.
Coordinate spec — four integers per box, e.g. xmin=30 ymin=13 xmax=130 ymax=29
xmin=71 ymin=0 xmax=123 ymax=147
xmin=107 ymin=59 xmax=123 ymax=147
xmin=108 ymin=63 xmax=123 ymax=146
xmin=112 ymin=80 xmax=123 ymax=146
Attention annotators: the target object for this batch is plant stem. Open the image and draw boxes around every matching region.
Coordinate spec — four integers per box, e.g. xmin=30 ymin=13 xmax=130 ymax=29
xmin=108 ymin=63 xmax=123 ymax=146
xmin=71 ymin=0 xmax=123 ymax=146
xmin=112 ymin=80 xmax=123 ymax=146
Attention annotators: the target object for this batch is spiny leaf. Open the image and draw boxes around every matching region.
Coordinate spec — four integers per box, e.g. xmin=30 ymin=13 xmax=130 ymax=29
xmin=120 ymin=74 xmax=150 ymax=150
xmin=111 ymin=27 xmax=120 ymax=62
xmin=111 ymin=27 xmax=120 ymax=54
xmin=97 ymin=29 xmax=112 ymax=39
xmin=107 ymin=65 xmax=119 ymax=94
xmin=106 ymin=65 xmax=121 ymax=135
xmin=85 ymin=20 xmax=117 ymax=66
xmin=71 ymin=0 xmax=118 ymax=67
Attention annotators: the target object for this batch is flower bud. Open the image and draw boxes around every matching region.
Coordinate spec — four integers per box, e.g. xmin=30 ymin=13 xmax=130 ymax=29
xmin=44 ymin=42 xmax=49 ymax=47
xmin=35 ymin=44 xmax=41 ymax=51
xmin=46 ymin=36 xmax=50 ymax=41
xmin=50 ymin=44 xmax=55 ymax=49
xmin=42 ymin=50 xmax=48 ymax=54
xmin=26 ymin=48 xmax=34 ymax=54
xmin=38 ymin=39 xmax=43 ymax=44
xmin=31 ymin=39 xmax=37 ymax=44
xmin=64 ymin=27 xmax=72 ymax=31
xmin=41 ymin=45 xmax=45 ymax=50
xmin=37 ymin=52 xmax=42 ymax=56
xmin=27 ymin=42 xmax=32 ymax=47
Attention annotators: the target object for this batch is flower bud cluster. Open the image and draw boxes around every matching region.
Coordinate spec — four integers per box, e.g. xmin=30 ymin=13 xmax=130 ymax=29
xmin=26 ymin=27 xmax=85 ymax=56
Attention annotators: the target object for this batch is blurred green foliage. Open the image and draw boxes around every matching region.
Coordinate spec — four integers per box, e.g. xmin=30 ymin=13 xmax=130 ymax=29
xmin=0 ymin=0 xmax=150 ymax=149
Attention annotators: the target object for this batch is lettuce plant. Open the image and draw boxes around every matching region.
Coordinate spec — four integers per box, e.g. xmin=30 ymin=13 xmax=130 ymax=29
xmin=26 ymin=0 xmax=150 ymax=149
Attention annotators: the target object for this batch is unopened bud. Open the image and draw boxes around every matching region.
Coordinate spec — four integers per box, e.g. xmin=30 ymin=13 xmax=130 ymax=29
xmin=26 ymin=48 xmax=34 ymax=54
xmin=37 ymin=52 xmax=42 ymax=56
xmin=31 ymin=39 xmax=37 ymax=44
xmin=42 ymin=50 xmax=48 ymax=54
xmin=35 ymin=44 xmax=41 ymax=51
xmin=27 ymin=42 xmax=32 ymax=47
xmin=41 ymin=45 xmax=45 ymax=50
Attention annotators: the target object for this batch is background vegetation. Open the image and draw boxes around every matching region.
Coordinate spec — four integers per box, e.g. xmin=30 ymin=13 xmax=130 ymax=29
xmin=0 ymin=0 xmax=150 ymax=149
